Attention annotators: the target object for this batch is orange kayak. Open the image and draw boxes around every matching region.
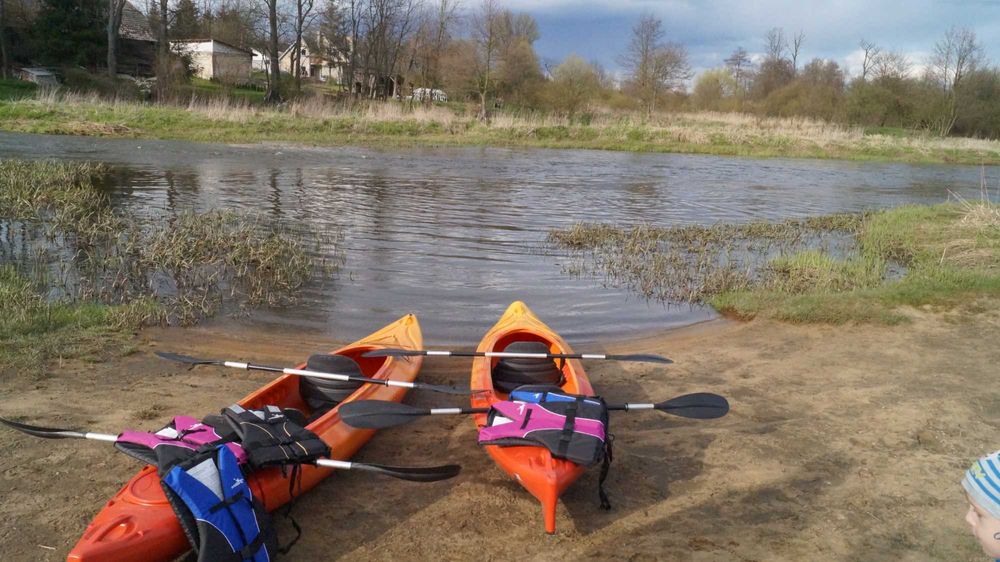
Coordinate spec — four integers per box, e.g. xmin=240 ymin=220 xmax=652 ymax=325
xmin=68 ymin=314 xmax=423 ymax=562
xmin=470 ymin=301 xmax=594 ymax=534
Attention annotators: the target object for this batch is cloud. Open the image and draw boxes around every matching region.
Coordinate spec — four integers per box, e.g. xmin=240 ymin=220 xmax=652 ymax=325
xmin=514 ymin=0 xmax=1000 ymax=76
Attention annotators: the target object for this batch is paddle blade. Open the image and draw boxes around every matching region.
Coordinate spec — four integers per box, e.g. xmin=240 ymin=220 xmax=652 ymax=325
xmin=154 ymin=351 xmax=222 ymax=366
xmin=416 ymin=383 xmax=478 ymax=396
xmin=353 ymin=462 xmax=461 ymax=482
xmin=0 ymin=416 xmax=88 ymax=440
xmin=607 ymin=353 xmax=673 ymax=364
xmin=362 ymin=349 xmax=418 ymax=358
xmin=338 ymin=400 xmax=428 ymax=429
xmin=657 ymin=393 xmax=730 ymax=419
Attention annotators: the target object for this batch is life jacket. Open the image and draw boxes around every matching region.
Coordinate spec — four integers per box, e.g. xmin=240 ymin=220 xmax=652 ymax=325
xmin=223 ymin=404 xmax=331 ymax=470
xmin=115 ymin=415 xmax=246 ymax=474
xmin=478 ymin=385 xmax=614 ymax=509
xmin=162 ymin=445 xmax=277 ymax=562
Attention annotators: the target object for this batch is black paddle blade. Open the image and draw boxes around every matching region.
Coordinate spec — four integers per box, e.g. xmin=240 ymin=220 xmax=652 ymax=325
xmin=0 ymin=416 xmax=87 ymax=440
xmin=657 ymin=393 xmax=730 ymax=419
xmin=338 ymin=400 xmax=428 ymax=429
xmin=607 ymin=353 xmax=673 ymax=364
xmin=415 ymin=383 xmax=479 ymax=396
xmin=352 ymin=462 xmax=461 ymax=482
xmin=154 ymin=351 xmax=222 ymax=366
xmin=362 ymin=349 xmax=417 ymax=358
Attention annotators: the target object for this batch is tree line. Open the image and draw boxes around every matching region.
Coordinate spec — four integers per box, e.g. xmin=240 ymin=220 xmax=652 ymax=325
xmin=2 ymin=1 xmax=998 ymax=139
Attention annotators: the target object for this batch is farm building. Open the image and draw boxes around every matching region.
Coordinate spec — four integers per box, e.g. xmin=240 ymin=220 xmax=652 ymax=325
xmin=278 ymin=35 xmax=347 ymax=83
xmin=171 ymin=39 xmax=252 ymax=82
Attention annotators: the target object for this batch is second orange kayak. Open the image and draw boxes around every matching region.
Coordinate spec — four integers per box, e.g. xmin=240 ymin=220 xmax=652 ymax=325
xmin=470 ymin=301 xmax=595 ymax=534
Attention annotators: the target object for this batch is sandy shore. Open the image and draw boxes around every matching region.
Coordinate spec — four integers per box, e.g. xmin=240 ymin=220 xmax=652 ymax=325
xmin=1 ymin=308 xmax=998 ymax=561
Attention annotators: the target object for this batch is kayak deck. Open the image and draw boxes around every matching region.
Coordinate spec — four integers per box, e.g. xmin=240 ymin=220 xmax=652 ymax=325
xmin=470 ymin=301 xmax=594 ymax=534
xmin=68 ymin=314 xmax=423 ymax=562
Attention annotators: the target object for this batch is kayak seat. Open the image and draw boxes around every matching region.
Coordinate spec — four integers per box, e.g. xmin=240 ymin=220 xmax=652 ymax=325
xmin=492 ymin=341 xmax=564 ymax=394
xmin=300 ymin=354 xmax=365 ymax=417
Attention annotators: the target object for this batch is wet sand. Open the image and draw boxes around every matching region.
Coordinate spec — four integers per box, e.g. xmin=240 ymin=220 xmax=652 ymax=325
xmin=1 ymin=308 xmax=998 ymax=561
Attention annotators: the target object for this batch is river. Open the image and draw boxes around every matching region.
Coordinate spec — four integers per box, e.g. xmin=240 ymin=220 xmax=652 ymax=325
xmin=0 ymin=131 xmax=994 ymax=344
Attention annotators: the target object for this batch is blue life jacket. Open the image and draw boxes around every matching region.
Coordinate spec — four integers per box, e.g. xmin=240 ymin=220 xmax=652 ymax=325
xmin=162 ymin=445 xmax=277 ymax=562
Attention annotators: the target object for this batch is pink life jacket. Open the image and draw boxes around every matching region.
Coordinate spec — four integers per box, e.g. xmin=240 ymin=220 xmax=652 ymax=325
xmin=477 ymin=390 xmax=608 ymax=467
xmin=115 ymin=416 xmax=246 ymax=473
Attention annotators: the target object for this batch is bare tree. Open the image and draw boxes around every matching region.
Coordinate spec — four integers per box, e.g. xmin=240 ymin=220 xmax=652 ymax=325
xmin=292 ymin=0 xmax=317 ymax=93
xmin=724 ymin=46 xmax=752 ymax=94
xmin=931 ymin=26 xmax=984 ymax=92
xmin=0 ymin=0 xmax=9 ymax=79
xmin=261 ymin=0 xmax=282 ymax=102
xmin=872 ymin=50 xmax=910 ymax=81
xmin=790 ymin=30 xmax=804 ymax=74
xmin=620 ymin=13 xmax=691 ymax=115
xmin=107 ymin=0 xmax=128 ymax=77
xmin=472 ymin=0 xmax=500 ymax=118
xmin=410 ymin=0 xmax=459 ymax=96
xmin=858 ymin=39 xmax=880 ymax=82
xmin=764 ymin=27 xmax=786 ymax=63
xmin=929 ymin=26 xmax=984 ymax=136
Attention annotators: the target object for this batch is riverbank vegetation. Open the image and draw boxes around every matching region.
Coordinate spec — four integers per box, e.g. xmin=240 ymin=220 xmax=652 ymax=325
xmin=549 ymin=196 xmax=1000 ymax=324
xmin=3 ymin=91 xmax=999 ymax=164
xmin=2 ymin=3 xmax=1000 ymax=162
xmin=0 ymin=159 xmax=326 ymax=371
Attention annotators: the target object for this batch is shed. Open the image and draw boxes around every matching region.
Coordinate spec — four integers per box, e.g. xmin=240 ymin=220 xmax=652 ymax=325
xmin=170 ymin=39 xmax=252 ymax=82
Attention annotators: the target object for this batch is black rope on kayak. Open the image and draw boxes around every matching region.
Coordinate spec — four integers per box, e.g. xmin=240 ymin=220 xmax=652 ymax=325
xmin=598 ymin=433 xmax=614 ymax=511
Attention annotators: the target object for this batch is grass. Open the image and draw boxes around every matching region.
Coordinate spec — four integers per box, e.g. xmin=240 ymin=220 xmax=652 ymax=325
xmin=182 ymin=77 xmax=266 ymax=104
xmin=2 ymin=91 xmax=1000 ymax=164
xmin=549 ymin=199 xmax=1000 ymax=324
xmin=0 ymin=159 xmax=326 ymax=370
xmin=0 ymin=79 xmax=38 ymax=101
xmin=0 ymin=264 xmax=142 ymax=372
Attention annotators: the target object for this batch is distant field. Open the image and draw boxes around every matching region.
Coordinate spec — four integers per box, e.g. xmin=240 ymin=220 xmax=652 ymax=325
xmin=1 ymin=85 xmax=999 ymax=164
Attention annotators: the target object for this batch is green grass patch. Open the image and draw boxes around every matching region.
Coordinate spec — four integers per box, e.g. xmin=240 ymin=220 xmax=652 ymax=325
xmin=551 ymin=202 xmax=1000 ymax=324
xmin=0 ymin=79 xmax=38 ymax=101
xmin=2 ymin=95 xmax=1000 ymax=164
xmin=708 ymin=203 xmax=1000 ymax=323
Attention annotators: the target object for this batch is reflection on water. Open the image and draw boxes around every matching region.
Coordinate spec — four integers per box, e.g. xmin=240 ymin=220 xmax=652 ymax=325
xmin=0 ymin=131 xmax=995 ymax=344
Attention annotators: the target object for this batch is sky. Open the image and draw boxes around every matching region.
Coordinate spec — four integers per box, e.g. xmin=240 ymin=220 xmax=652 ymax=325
xmin=505 ymin=0 xmax=1000 ymax=80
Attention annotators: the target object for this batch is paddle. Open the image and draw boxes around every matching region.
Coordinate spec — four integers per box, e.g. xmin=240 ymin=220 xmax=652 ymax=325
xmin=155 ymin=351 xmax=475 ymax=396
xmin=0 ymin=416 xmax=460 ymax=483
xmin=363 ymin=348 xmax=672 ymax=364
xmin=338 ymin=392 xmax=730 ymax=430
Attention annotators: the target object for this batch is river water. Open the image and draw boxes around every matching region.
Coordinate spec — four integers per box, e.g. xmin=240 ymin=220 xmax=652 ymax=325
xmin=0 ymin=131 xmax=995 ymax=344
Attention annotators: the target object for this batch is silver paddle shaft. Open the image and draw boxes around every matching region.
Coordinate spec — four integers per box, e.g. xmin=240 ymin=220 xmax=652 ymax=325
xmin=76 ymin=431 xmax=356 ymax=469
xmin=223 ymin=362 xmax=418 ymax=390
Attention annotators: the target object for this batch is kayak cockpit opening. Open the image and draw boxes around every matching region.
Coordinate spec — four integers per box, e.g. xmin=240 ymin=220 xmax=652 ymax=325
xmin=491 ymin=339 xmax=565 ymax=394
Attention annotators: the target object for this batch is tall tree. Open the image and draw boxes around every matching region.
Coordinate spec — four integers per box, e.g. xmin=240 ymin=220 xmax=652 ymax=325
xmin=171 ymin=0 xmax=201 ymax=38
xmin=620 ymin=13 xmax=690 ymax=115
xmin=929 ymin=26 xmax=984 ymax=136
xmin=859 ymin=38 xmax=880 ymax=82
xmin=724 ymin=46 xmax=751 ymax=95
xmin=106 ymin=0 xmax=128 ymax=77
xmin=764 ymin=27 xmax=786 ymax=63
xmin=292 ymin=0 xmax=316 ymax=93
xmin=33 ymin=0 xmax=105 ymax=67
xmin=0 ymin=0 xmax=9 ymax=79
xmin=790 ymin=30 xmax=804 ymax=74
xmin=471 ymin=0 xmax=500 ymax=118
xmin=263 ymin=0 xmax=280 ymax=102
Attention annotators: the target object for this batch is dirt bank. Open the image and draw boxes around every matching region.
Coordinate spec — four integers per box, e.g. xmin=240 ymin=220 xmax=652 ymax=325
xmin=1 ymin=309 xmax=998 ymax=561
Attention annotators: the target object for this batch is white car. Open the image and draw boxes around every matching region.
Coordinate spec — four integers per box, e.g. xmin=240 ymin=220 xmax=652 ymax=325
xmin=411 ymin=88 xmax=448 ymax=102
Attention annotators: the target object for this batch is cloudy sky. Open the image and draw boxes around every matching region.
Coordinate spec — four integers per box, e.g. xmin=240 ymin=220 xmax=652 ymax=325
xmin=505 ymin=0 xmax=1000 ymax=79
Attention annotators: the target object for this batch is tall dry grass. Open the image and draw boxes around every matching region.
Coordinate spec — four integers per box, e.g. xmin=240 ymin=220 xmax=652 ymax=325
xmin=17 ymin=89 xmax=1000 ymax=159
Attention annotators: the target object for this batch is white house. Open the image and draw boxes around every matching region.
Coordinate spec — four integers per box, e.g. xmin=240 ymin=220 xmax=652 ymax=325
xmin=278 ymin=35 xmax=348 ymax=83
xmin=171 ymin=39 xmax=253 ymax=82
xmin=251 ymin=48 xmax=267 ymax=72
